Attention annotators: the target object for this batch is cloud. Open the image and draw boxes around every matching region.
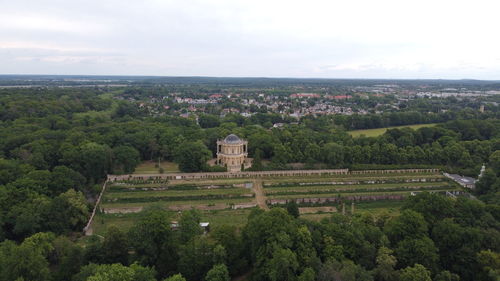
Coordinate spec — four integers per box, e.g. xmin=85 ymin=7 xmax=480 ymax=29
xmin=0 ymin=0 xmax=499 ymax=78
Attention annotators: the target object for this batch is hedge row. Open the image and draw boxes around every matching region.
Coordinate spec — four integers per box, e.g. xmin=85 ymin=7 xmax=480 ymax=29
xmin=264 ymin=178 xmax=447 ymax=188
xmin=104 ymin=193 xmax=255 ymax=203
xmin=266 ymin=185 xmax=452 ymax=196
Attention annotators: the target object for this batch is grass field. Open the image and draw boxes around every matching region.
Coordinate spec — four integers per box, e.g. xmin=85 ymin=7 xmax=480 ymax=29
xmin=348 ymin=123 xmax=438 ymax=137
xmin=133 ymin=161 xmax=180 ymax=174
xmin=92 ymin=208 xmax=254 ymax=236
xmin=90 ymin=169 xmax=463 ymax=236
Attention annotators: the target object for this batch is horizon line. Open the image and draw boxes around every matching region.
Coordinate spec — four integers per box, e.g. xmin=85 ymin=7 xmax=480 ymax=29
xmin=0 ymin=73 xmax=499 ymax=82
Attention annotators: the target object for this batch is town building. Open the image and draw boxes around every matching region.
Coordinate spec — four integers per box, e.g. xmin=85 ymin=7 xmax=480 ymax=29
xmin=216 ymin=134 xmax=249 ymax=172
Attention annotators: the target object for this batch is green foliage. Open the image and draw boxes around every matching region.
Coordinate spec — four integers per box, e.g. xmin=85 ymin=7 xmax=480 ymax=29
xmin=74 ymin=263 xmax=156 ymax=281
xmin=399 ymin=264 xmax=431 ymax=281
xmin=163 ymin=274 xmax=187 ymax=281
xmin=112 ymin=145 xmax=141 ymax=174
xmin=434 ymin=270 xmax=460 ymax=281
xmin=402 ymin=192 xmax=454 ymax=224
xmin=285 ymin=200 xmax=300 ymax=218
xmin=317 ymin=259 xmax=373 ymax=281
xmin=51 ymin=236 xmax=84 ymax=281
xmin=179 ymin=209 xmax=203 ymax=243
xmin=199 ymin=114 xmax=221 ymax=129
xmin=128 ymin=209 xmax=177 ymax=277
xmin=210 ymin=225 xmax=247 ymax=275
xmin=395 ymin=237 xmax=439 ymax=272
xmin=265 ymin=248 xmax=299 ymax=281
xmin=0 ymin=87 xmax=498 ymax=281
xmin=178 ymin=237 xmax=216 ymax=281
xmin=489 ymin=150 xmax=500 ymax=176
xmin=374 ymin=247 xmax=398 ymax=281
xmin=0 ymin=233 xmax=55 ymax=281
xmin=297 ymin=267 xmax=315 ymax=281
xmin=103 ymin=226 xmax=129 ymax=265
xmin=477 ymin=250 xmax=500 ymax=281
xmin=205 ymin=264 xmax=230 ymax=281
xmin=175 ymin=141 xmax=212 ymax=172
xmin=384 ymin=209 xmax=428 ymax=244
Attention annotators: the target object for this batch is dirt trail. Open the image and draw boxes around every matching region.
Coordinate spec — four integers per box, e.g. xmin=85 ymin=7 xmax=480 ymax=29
xmin=253 ymin=179 xmax=269 ymax=210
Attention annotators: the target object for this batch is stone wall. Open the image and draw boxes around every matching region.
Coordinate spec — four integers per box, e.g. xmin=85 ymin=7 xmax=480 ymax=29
xmin=108 ymin=168 xmax=439 ymax=182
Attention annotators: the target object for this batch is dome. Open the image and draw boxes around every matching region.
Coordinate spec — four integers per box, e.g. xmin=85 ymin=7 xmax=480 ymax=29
xmin=224 ymin=134 xmax=242 ymax=144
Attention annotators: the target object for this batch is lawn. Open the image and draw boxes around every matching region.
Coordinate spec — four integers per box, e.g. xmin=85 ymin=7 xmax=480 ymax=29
xmin=91 ymin=169 xmax=463 ymax=239
xmin=262 ymin=173 xmax=442 ymax=185
xmin=105 ymin=188 xmax=252 ymax=199
xmin=91 ymin=208 xmax=253 ymax=236
xmin=101 ymin=197 xmax=255 ymax=209
xmin=133 ymin=161 xmax=180 ymax=174
xmin=264 ymin=181 xmax=452 ymax=195
xmin=348 ymin=123 xmax=438 ymax=137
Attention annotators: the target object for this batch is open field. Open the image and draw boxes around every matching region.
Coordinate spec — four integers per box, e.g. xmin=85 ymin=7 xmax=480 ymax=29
xmin=90 ymin=169 xmax=463 ymax=236
xmin=348 ymin=123 xmax=438 ymax=137
xmin=133 ymin=161 xmax=180 ymax=174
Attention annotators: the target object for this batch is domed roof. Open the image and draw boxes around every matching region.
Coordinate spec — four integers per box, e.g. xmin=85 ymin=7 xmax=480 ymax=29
xmin=224 ymin=134 xmax=242 ymax=144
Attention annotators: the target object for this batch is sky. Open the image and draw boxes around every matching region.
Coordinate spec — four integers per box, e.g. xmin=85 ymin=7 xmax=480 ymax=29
xmin=1 ymin=0 xmax=499 ymax=79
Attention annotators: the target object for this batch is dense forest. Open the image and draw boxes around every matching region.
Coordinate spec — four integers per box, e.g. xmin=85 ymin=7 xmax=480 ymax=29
xmin=0 ymin=87 xmax=499 ymax=281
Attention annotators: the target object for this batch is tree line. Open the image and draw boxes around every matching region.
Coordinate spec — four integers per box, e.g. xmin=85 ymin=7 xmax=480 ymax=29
xmin=1 ymin=192 xmax=499 ymax=281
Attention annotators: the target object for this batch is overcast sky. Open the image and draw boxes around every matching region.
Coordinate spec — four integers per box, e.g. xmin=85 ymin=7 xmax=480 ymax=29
xmin=1 ymin=0 xmax=499 ymax=79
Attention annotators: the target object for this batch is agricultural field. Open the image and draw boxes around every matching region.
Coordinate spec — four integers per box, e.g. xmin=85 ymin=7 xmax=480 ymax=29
xmin=90 ymin=169 xmax=463 ymax=236
xmin=348 ymin=123 xmax=438 ymax=137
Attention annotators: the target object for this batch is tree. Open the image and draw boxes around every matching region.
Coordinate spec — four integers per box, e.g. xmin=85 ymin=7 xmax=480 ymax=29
xmin=112 ymin=145 xmax=141 ymax=174
xmin=294 ymin=226 xmax=317 ymax=269
xmin=163 ymin=274 xmax=187 ymax=281
xmin=243 ymin=208 xmax=296 ymax=263
xmin=9 ymin=196 xmax=51 ymax=239
xmin=46 ymin=189 xmax=89 ymax=234
xmin=374 ymin=247 xmax=398 ymax=281
xmin=178 ymin=237 xmax=215 ymax=281
xmin=488 ymin=150 xmax=500 ymax=176
xmin=402 ymin=192 xmax=454 ymax=225
xmin=322 ymin=143 xmax=344 ymax=167
xmin=298 ymin=267 xmax=315 ymax=281
xmin=475 ymin=169 xmax=499 ymax=196
xmin=103 ymin=226 xmax=129 ymax=265
xmin=175 ymin=141 xmax=212 ymax=172
xmin=212 ymin=244 xmax=227 ymax=265
xmin=84 ymin=235 xmax=104 ymax=264
xmin=317 ymin=259 xmax=372 ymax=281
xmin=434 ymin=271 xmax=460 ymax=281
xmin=271 ymin=144 xmax=291 ymax=168
xmin=304 ymin=143 xmax=321 ymax=163
xmin=128 ymin=209 xmax=177 ymax=277
xmin=0 ymin=233 xmax=54 ymax=281
xmin=251 ymin=148 xmax=264 ymax=170
xmin=205 ymin=264 xmax=230 ymax=281
xmin=399 ymin=264 xmax=431 ymax=281
xmin=78 ymin=142 xmax=112 ymax=183
xmin=395 ymin=237 xmax=439 ymax=272
xmin=49 ymin=165 xmax=85 ymax=195
xmin=265 ymin=248 xmax=299 ymax=281
xmin=285 ymin=201 xmax=300 ymax=218
xmin=179 ymin=209 xmax=203 ymax=243
xmin=199 ymin=114 xmax=221 ymax=129
xmin=52 ymin=235 xmax=84 ymax=281
xmin=477 ymin=250 xmax=500 ymax=281
xmin=74 ymin=263 xmax=156 ymax=281
xmin=210 ymin=225 xmax=247 ymax=275
xmin=384 ymin=210 xmax=428 ymax=244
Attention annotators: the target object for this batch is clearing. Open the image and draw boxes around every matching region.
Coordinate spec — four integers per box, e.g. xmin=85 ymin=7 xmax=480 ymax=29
xmin=348 ymin=123 xmax=438 ymax=137
xmin=90 ymin=168 xmax=463 ymax=236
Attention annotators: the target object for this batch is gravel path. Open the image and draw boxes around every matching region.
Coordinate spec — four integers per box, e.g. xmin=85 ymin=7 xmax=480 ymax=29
xmin=253 ymin=179 xmax=269 ymax=210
